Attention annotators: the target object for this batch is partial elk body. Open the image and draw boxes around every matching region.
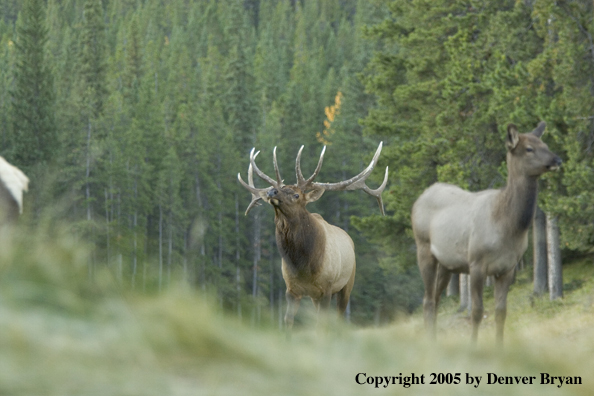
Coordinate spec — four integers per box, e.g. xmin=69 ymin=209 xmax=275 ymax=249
xmin=0 ymin=156 xmax=29 ymax=225
xmin=412 ymin=122 xmax=561 ymax=344
xmin=238 ymin=143 xmax=388 ymax=333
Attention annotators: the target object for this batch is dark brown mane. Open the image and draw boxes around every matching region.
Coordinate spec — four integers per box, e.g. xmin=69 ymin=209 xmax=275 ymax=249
xmin=274 ymin=209 xmax=325 ymax=276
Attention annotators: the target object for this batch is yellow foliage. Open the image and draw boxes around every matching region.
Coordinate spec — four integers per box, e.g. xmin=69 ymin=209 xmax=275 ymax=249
xmin=316 ymin=91 xmax=343 ymax=145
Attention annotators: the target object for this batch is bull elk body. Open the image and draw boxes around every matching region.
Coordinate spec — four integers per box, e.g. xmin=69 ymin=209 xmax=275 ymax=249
xmin=238 ymin=143 xmax=388 ymax=331
xmin=412 ymin=122 xmax=561 ymax=344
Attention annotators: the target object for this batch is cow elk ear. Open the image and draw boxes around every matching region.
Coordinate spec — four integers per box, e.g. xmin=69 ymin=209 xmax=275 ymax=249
xmin=532 ymin=121 xmax=546 ymax=138
xmin=506 ymin=123 xmax=519 ymax=150
xmin=305 ymin=188 xmax=325 ymax=203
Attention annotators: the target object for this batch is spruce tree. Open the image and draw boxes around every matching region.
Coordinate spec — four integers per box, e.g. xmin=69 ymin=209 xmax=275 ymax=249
xmin=79 ymin=0 xmax=107 ymax=222
xmin=11 ymin=0 xmax=56 ymax=171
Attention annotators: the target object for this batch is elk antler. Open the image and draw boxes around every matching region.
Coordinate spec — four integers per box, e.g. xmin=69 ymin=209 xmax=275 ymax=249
xmin=295 ymin=142 xmax=389 ymax=215
xmin=296 ymin=145 xmax=326 ymax=189
xmin=239 ymin=143 xmax=389 ymax=215
xmin=237 ymin=147 xmax=283 ymax=215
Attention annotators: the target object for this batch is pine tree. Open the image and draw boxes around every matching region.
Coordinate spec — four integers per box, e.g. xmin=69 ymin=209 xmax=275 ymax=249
xmin=0 ymin=27 xmax=16 ymax=153
xmin=76 ymin=0 xmax=107 ymax=223
xmin=10 ymin=0 xmax=56 ymax=171
xmin=80 ymin=0 xmax=107 ymax=118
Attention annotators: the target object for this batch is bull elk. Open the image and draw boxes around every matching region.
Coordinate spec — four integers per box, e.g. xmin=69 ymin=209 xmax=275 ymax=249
xmin=238 ymin=143 xmax=388 ymax=332
xmin=0 ymin=156 xmax=29 ymax=225
xmin=412 ymin=122 xmax=561 ymax=344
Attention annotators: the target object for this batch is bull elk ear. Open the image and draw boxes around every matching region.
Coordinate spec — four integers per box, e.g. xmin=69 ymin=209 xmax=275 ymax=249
xmin=305 ymin=188 xmax=325 ymax=204
xmin=532 ymin=121 xmax=546 ymax=138
xmin=506 ymin=123 xmax=519 ymax=150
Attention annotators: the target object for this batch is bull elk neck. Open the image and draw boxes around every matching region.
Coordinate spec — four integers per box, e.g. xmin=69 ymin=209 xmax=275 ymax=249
xmin=238 ymin=143 xmax=388 ymax=334
xmin=411 ymin=121 xmax=562 ymax=345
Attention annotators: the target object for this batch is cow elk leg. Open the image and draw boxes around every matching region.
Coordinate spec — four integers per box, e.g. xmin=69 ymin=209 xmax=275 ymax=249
xmin=494 ymin=267 xmax=515 ymax=345
xmin=469 ymin=265 xmax=486 ymax=344
xmin=434 ymin=264 xmax=452 ymax=311
xmin=418 ymin=242 xmax=439 ymax=338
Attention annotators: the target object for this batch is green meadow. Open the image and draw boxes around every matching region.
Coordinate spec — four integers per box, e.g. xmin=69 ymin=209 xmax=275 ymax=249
xmin=1 ymin=226 xmax=592 ymax=396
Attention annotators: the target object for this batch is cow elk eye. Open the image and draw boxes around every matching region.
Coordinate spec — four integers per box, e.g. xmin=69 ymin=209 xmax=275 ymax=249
xmin=294 ymin=194 xmax=299 ymax=199
xmin=526 ymin=147 xmax=534 ymax=153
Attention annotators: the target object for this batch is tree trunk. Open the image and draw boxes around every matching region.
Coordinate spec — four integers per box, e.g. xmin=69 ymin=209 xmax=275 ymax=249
xmin=168 ymin=211 xmax=173 ymax=282
xmin=546 ymin=213 xmax=563 ymax=300
xmin=86 ymin=121 xmax=93 ymax=280
xmin=143 ymin=219 xmax=149 ymax=291
xmin=278 ymin=288 xmax=283 ymax=330
xmin=158 ymin=204 xmax=163 ymax=290
xmin=132 ymin=209 xmax=137 ymax=288
xmin=269 ymin=231 xmax=275 ymax=324
xmin=252 ymin=212 xmax=261 ymax=298
xmin=183 ymin=230 xmax=188 ymax=282
xmin=459 ymin=274 xmax=471 ymax=312
xmin=251 ymin=212 xmax=261 ymax=325
xmin=235 ymin=195 xmax=242 ymax=319
xmin=218 ymin=211 xmax=223 ymax=268
xmin=533 ymin=206 xmax=548 ymax=295
xmin=105 ymin=188 xmax=110 ymax=267
xmin=86 ymin=120 xmax=92 ymax=221
xmin=195 ymin=173 xmax=205 ymax=288
xmin=447 ymin=273 xmax=459 ymax=297
xmin=118 ymin=253 xmax=123 ymax=284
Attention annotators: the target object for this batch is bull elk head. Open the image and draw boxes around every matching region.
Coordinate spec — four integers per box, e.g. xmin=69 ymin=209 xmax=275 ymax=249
xmin=237 ymin=142 xmax=388 ymax=216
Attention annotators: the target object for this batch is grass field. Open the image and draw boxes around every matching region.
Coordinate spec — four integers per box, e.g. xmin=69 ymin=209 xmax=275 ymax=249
xmin=0 ymin=228 xmax=593 ymax=395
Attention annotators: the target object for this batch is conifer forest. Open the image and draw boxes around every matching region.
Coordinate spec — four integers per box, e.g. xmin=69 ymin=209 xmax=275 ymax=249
xmin=1 ymin=0 xmax=594 ymax=328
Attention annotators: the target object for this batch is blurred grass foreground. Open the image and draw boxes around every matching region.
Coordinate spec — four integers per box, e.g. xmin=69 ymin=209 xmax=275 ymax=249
xmin=0 ymin=224 xmax=593 ymax=396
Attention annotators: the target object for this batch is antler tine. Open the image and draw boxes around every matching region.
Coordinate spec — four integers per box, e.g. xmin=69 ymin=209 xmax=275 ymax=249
xmin=250 ymin=148 xmax=279 ymax=188
xmin=238 ymin=150 xmax=276 ymax=215
xmin=296 ymin=145 xmax=326 ymax=189
xmin=361 ymin=166 xmax=389 ymax=215
xmin=273 ymin=147 xmax=283 ymax=187
xmin=311 ymin=142 xmax=388 ymax=215
xmin=237 ymin=166 xmax=262 ymax=215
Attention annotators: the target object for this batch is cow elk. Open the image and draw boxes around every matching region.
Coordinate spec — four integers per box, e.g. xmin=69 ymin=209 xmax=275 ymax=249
xmin=0 ymin=156 xmax=29 ymax=226
xmin=238 ymin=143 xmax=388 ymax=333
xmin=412 ymin=122 xmax=561 ymax=344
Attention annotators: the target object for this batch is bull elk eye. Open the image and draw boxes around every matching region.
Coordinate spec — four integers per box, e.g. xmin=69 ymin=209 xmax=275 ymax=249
xmin=294 ymin=194 xmax=299 ymax=199
xmin=526 ymin=147 xmax=534 ymax=153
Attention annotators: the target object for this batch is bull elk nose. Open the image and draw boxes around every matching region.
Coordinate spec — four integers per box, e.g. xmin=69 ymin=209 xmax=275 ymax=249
xmin=267 ymin=188 xmax=278 ymax=198
xmin=554 ymin=156 xmax=562 ymax=166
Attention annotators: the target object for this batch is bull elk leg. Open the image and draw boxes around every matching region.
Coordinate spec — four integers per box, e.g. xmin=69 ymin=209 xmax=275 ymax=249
xmin=318 ymin=293 xmax=332 ymax=311
xmin=417 ymin=242 xmax=439 ymax=338
xmin=284 ymin=291 xmax=301 ymax=336
xmin=336 ymin=264 xmax=356 ymax=315
xmin=469 ymin=264 xmax=486 ymax=344
xmin=494 ymin=267 xmax=515 ymax=345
